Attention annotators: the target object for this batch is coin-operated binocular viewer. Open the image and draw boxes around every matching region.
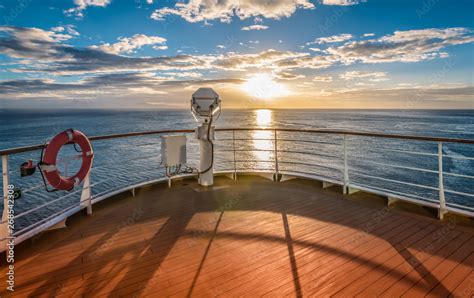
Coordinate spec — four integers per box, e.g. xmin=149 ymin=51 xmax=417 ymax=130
xmin=191 ymin=88 xmax=221 ymax=186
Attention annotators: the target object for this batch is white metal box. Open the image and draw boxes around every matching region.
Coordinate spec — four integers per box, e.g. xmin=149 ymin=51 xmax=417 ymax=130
xmin=161 ymin=135 xmax=187 ymax=167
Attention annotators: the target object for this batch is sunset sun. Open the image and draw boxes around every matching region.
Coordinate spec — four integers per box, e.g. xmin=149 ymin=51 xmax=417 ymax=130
xmin=241 ymin=73 xmax=289 ymax=99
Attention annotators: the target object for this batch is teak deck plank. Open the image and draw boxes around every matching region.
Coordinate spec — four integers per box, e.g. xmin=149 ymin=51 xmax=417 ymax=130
xmin=1 ymin=176 xmax=473 ymax=297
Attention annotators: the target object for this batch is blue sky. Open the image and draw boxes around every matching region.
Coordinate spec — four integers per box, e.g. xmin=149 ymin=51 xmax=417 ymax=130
xmin=0 ymin=0 xmax=473 ymax=109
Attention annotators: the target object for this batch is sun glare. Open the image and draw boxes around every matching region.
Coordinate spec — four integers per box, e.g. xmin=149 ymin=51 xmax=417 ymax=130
xmin=242 ymin=74 xmax=289 ymax=99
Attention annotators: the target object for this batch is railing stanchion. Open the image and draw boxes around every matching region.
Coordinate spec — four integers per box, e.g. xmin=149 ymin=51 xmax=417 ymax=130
xmin=1 ymin=155 xmax=10 ymax=249
xmin=80 ymin=173 xmax=92 ymax=215
xmin=233 ymin=130 xmax=237 ymax=180
xmin=274 ymin=130 xmax=279 ymax=182
xmin=438 ymin=142 xmax=447 ymax=220
xmin=343 ymin=135 xmax=349 ymax=194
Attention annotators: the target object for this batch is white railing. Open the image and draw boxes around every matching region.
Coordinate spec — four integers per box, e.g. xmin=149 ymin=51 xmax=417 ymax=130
xmin=1 ymin=128 xmax=473 ymax=251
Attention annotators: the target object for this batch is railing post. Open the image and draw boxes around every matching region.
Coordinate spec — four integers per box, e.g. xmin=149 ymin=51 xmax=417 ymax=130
xmin=232 ymin=130 xmax=237 ymax=180
xmin=80 ymin=173 xmax=92 ymax=215
xmin=274 ymin=130 xmax=279 ymax=182
xmin=343 ymin=135 xmax=349 ymax=195
xmin=438 ymin=142 xmax=447 ymax=220
xmin=1 ymin=155 xmax=10 ymax=249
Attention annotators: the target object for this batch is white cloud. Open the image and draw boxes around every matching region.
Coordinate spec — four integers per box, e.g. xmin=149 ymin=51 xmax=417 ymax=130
xmin=241 ymin=25 xmax=269 ymax=31
xmin=321 ymin=0 xmax=363 ymax=6
xmin=65 ymin=0 xmax=111 ymax=18
xmin=274 ymin=71 xmax=305 ymax=80
xmin=308 ymin=33 xmax=353 ymax=45
xmin=164 ymin=71 xmax=203 ymax=78
xmin=65 ymin=25 xmax=80 ymax=36
xmin=339 ymin=71 xmax=388 ymax=81
xmin=52 ymin=25 xmax=80 ymax=36
xmin=313 ymin=75 xmax=333 ymax=82
xmin=151 ymin=0 xmax=315 ymax=23
xmin=328 ymin=28 xmax=474 ymax=64
xmin=146 ymin=0 xmax=153 ymax=4
xmin=153 ymin=45 xmax=168 ymax=50
xmin=216 ymin=45 xmax=226 ymax=49
xmin=92 ymin=34 xmax=167 ymax=55
xmin=51 ymin=26 xmax=65 ymax=32
xmin=362 ymin=33 xmax=375 ymax=37
xmin=213 ymin=49 xmax=334 ymax=70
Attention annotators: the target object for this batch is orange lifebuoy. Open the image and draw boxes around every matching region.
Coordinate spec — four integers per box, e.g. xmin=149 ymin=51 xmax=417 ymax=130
xmin=41 ymin=129 xmax=94 ymax=191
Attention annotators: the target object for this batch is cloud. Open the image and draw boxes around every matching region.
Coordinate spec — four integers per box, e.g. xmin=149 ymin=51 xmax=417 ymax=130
xmin=51 ymin=25 xmax=80 ymax=36
xmin=339 ymin=71 xmax=388 ymax=81
xmin=362 ymin=33 xmax=374 ymax=37
xmin=0 ymin=27 xmax=334 ymax=74
xmin=163 ymin=71 xmax=203 ymax=78
xmin=313 ymin=75 xmax=333 ymax=82
xmin=0 ymin=26 xmax=76 ymax=59
xmin=151 ymin=0 xmax=315 ymax=23
xmin=0 ymin=27 xmax=184 ymax=75
xmin=65 ymin=0 xmax=111 ymax=18
xmin=0 ymin=73 xmax=243 ymax=100
xmin=212 ymin=49 xmax=330 ymax=70
xmin=0 ymin=27 xmax=209 ymax=74
xmin=2 ymin=26 xmax=473 ymax=78
xmin=153 ymin=45 xmax=168 ymax=51
xmin=273 ymin=71 xmax=306 ymax=80
xmin=321 ymin=0 xmax=363 ymax=6
xmin=327 ymin=85 xmax=474 ymax=103
xmin=91 ymin=34 xmax=167 ymax=55
xmin=327 ymin=28 xmax=474 ymax=64
xmin=241 ymin=25 xmax=269 ymax=31
xmin=308 ymin=33 xmax=353 ymax=44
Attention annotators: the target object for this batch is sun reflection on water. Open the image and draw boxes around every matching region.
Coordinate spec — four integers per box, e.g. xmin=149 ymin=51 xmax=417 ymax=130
xmin=255 ymin=109 xmax=272 ymax=127
xmin=252 ymin=109 xmax=274 ymax=169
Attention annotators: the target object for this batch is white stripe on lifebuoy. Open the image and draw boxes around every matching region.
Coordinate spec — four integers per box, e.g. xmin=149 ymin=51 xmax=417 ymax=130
xmin=86 ymin=151 xmax=93 ymax=156
xmin=40 ymin=164 xmax=57 ymax=173
xmin=66 ymin=130 xmax=73 ymax=141
xmin=74 ymin=177 xmax=80 ymax=186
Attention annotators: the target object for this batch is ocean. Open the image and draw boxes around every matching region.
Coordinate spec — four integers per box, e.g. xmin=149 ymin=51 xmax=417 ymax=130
xmin=1 ymin=109 xmax=473 ymax=232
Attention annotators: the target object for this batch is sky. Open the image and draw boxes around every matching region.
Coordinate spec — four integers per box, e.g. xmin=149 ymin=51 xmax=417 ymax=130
xmin=0 ymin=0 xmax=473 ymax=109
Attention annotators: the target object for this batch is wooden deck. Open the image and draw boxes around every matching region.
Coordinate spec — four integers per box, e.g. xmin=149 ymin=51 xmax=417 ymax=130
xmin=1 ymin=175 xmax=473 ymax=297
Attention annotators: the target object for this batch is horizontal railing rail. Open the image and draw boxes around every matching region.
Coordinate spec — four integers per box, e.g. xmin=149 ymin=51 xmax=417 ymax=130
xmin=1 ymin=127 xmax=473 ymax=251
xmin=1 ymin=128 xmax=474 ymax=156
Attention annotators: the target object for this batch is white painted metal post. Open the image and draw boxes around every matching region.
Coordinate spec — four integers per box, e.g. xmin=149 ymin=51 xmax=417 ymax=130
xmin=197 ymin=123 xmax=214 ymax=186
xmin=438 ymin=142 xmax=447 ymax=220
xmin=232 ymin=130 xmax=237 ymax=180
xmin=343 ymin=135 xmax=349 ymax=195
xmin=1 ymin=155 xmax=10 ymax=248
xmin=80 ymin=173 xmax=92 ymax=215
xmin=274 ymin=130 xmax=279 ymax=182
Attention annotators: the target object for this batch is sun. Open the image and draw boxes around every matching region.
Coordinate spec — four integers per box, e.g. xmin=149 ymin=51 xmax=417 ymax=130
xmin=241 ymin=73 xmax=289 ymax=99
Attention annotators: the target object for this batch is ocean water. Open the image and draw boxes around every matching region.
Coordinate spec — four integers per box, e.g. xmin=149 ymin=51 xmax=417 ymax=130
xmin=0 ymin=109 xmax=473 ymax=232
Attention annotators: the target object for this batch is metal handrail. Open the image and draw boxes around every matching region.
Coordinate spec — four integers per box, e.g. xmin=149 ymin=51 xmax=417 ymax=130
xmin=1 ymin=128 xmax=474 ymax=155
